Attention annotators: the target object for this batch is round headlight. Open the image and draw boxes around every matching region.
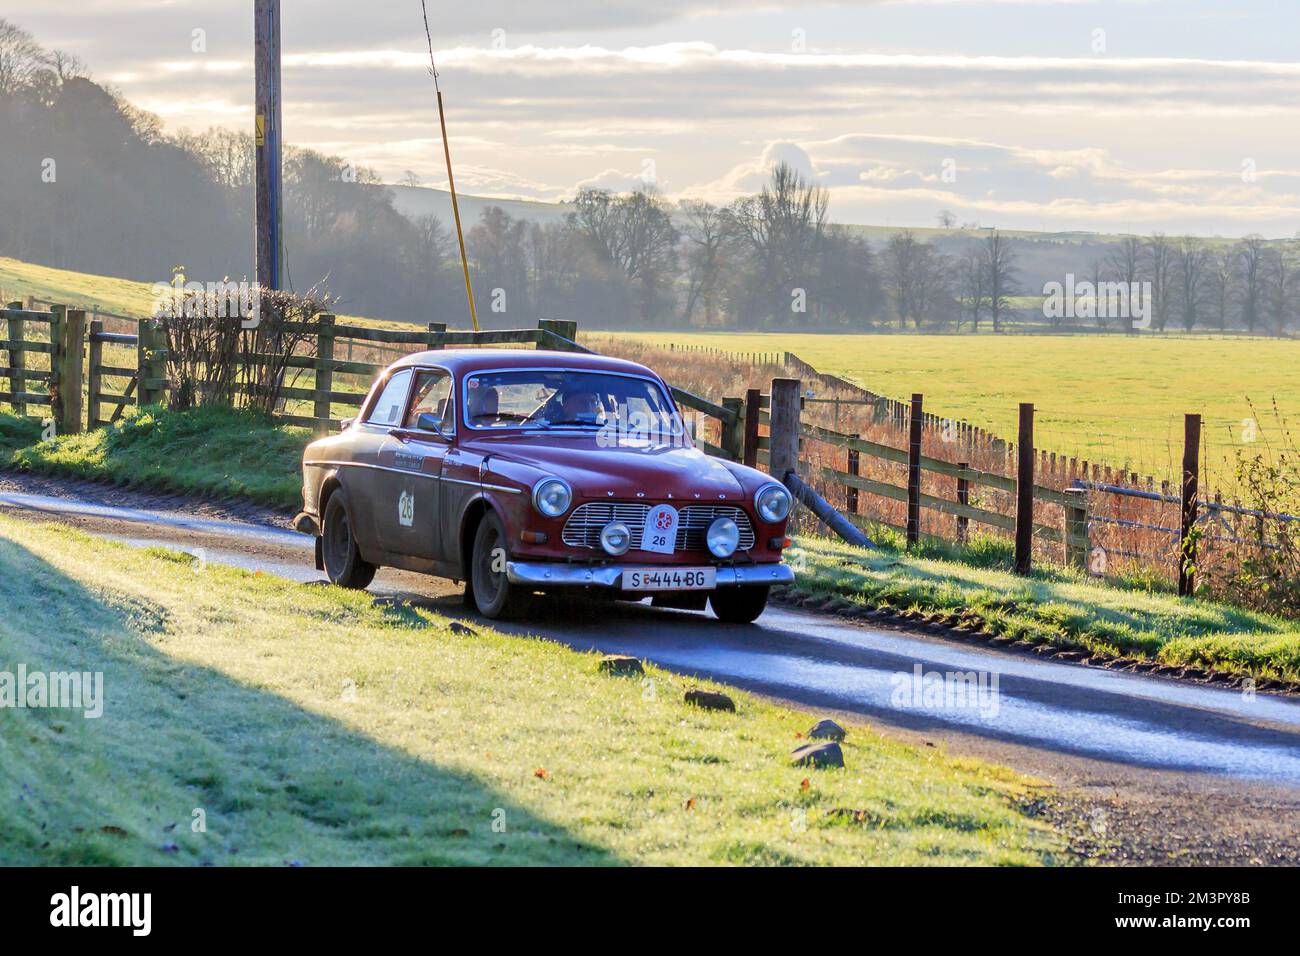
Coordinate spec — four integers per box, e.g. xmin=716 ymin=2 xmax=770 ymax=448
xmin=532 ymin=477 xmax=573 ymax=518
xmin=706 ymin=516 xmax=740 ymax=558
xmin=600 ymin=521 xmax=632 ymax=556
xmin=754 ymin=483 xmax=792 ymax=523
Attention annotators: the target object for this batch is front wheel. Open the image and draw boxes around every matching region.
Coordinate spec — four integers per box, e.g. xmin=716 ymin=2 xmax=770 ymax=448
xmin=321 ymin=490 xmax=377 ymax=590
xmin=469 ymin=511 xmax=529 ymax=620
xmin=709 ymin=585 xmax=770 ymax=624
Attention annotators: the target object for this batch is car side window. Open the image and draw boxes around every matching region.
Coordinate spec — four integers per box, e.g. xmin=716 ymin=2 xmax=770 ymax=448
xmin=405 ymin=370 xmax=453 ymax=430
xmin=365 ymin=369 xmax=413 ymax=426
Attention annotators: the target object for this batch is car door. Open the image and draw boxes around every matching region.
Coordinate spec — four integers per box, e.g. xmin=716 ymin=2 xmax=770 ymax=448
xmin=374 ymin=367 xmax=454 ymax=559
xmin=346 ymin=367 xmax=414 ymax=554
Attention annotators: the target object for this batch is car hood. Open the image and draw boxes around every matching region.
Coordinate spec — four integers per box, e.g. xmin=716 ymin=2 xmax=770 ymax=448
xmin=463 ymin=432 xmax=746 ymax=501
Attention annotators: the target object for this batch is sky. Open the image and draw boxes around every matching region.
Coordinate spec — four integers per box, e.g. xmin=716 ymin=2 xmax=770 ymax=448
xmin=10 ymin=0 xmax=1300 ymax=236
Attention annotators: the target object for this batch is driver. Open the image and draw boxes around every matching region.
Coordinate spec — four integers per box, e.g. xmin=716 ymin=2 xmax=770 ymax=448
xmin=555 ymin=389 xmax=601 ymax=423
xmin=467 ymin=385 xmax=500 ymax=424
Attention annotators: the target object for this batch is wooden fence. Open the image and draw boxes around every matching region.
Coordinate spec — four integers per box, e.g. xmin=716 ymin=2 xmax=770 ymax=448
xmin=6 ymin=304 xmax=1290 ymax=593
xmin=0 ymin=309 xmax=753 ymax=448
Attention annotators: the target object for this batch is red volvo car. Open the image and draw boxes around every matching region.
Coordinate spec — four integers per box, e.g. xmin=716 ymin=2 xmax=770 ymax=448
xmin=294 ymin=349 xmax=794 ymax=621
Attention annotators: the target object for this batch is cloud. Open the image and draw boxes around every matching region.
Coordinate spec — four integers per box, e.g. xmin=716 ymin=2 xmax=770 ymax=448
xmin=9 ymin=1 xmax=1299 ymax=236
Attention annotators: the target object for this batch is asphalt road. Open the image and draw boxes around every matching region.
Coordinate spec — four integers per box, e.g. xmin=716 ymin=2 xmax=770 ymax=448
xmin=5 ymin=479 xmax=1300 ymax=862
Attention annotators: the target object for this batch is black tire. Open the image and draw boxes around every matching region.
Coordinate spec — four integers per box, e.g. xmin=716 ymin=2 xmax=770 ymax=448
xmin=469 ymin=511 xmax=528 ymax=620
xmin=709 ymin=585 xmax=770 ymax=624
xmin=321 ymin=489 xmax=377 ymax=590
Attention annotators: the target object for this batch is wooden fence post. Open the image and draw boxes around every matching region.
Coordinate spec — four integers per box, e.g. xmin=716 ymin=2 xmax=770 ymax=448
xmin=956 ymin=461 xmax=969 ymax=544
xmin=768 ymin=378 xmax=801 ymax=484
xmin=313 ymin=313 xmax=335 ymax=434
xmin=5 ymin=301 xmax=25 ymax=418
xmin=427 ymin=321 xmax=447 ymax=350
xmin=538 ymin=319 xmax=579 ymax=346
xmin=1063 ymin=487 xmax=1089 ymax=570
xmin=48 ymin=304 xmax=65 ymax=431
xmin=742 ymin=387 xmax=760 ymax=468
xmin=847 ymin=435 xmax=860 ymax=515
xmin=1178 ymin=412 xmax=1202 ymax=597
xmin=906 ymin=393 xmax=923 ymax=546
xmin=721 ymin=396 xmax=744 ymax=462
xmin=60 ymin=308 xmax=86 ymax=434
xmin=87 ymin=318 xmax=103 ymax=429
xmin=137 ymin=319 xmax=166 ymax=407
xmin=1014 ymin=402 xmax=1035 ymax=575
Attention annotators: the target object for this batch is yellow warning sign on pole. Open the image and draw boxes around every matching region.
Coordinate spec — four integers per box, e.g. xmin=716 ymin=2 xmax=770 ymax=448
xmin=255 ymin=114 xmax=266 ymax=147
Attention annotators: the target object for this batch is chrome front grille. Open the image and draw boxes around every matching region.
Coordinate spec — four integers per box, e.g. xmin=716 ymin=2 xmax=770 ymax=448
xmin=562 ymin=502 xmax=756 ymax=553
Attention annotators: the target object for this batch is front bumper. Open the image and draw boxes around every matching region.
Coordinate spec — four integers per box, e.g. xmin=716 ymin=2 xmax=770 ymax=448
xmin=505 ymin=561 xmax=794 ymax=589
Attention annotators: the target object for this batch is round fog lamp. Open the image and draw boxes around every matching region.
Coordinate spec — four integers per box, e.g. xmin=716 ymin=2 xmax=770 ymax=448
xmin=601 ymin=521 xmax=632 ymax=556
xmin=707 ymin=517 xmax=740 ymax=558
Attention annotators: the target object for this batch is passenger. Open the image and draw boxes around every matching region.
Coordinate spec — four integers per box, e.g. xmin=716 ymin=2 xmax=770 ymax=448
xmin=467 ymin=385 xmax=500 ymax=424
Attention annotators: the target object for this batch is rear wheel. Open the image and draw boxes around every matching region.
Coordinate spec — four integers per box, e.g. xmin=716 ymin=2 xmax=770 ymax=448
xmin=321 ymin=490 xmax=376 ymax=590
xmin=709 ymin=585 xmax=770 ymax=624
xmin=470 ymin=511 xmax=528 ymax=620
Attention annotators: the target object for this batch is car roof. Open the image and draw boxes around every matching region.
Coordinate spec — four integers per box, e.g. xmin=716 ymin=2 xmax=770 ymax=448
xmin=389 ymin=348 xmax=661 ymax=379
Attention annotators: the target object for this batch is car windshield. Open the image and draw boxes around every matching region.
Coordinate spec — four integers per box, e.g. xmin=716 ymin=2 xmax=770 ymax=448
xmin=463 ymin=369 xmax=682 ymax=436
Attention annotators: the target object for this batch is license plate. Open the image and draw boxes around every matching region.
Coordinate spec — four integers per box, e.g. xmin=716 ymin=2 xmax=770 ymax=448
xmin=621 ymin=567 xmax=716 ymax=591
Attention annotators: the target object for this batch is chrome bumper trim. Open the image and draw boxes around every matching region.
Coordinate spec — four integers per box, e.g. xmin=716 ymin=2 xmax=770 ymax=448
xmin=505 ymin=561 xmax=794 ymax=589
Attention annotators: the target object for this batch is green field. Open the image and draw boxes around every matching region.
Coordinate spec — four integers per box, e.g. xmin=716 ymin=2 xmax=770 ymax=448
xmin=0 ymin=515 xmax=1066 ymax=866
xmin=628 ymin=331 xmax=1300 ymax=486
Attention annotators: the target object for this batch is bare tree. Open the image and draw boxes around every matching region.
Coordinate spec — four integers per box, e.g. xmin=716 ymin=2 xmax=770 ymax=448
xmin=1236 ymin=235 xmax=1267 ymax=333
xmin=725 ymin=162 xmax=829 ymax=324
xmin=1208 ymin=248 xmax=1235 ymax=332
xmin=1105 ymin=236 xmax=1142 ymax=333
xmin=1173 ymin=236 xmax=1210 ymax=333
xmin=1264 ymin=244 xmax=1298 ymax=337
xmin=937 ymin=209 xmax=957 ymax=230
xmin=957 ymin=249 xmax=987 ymax=332
xmin=883 ymin=231 xmax=951 ymax=330
xmin=982 ymin=230 xmax=1018 ymax=332
xmin=1087 ymin=256 xmax=1109 ymax=329
xmin=678 ymin=200 xmax=728 ymax=326
xmin=0 ymin=19 xmax=44 ymax=95
xmin=1144 ymin=233 xmax=1176 ymax=332
xmin=569 ymin=186 xmax=679 ymax=320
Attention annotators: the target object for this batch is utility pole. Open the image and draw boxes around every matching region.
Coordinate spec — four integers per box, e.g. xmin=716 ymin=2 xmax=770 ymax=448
xmin=254 ymin=0 xmax=282 ymax=295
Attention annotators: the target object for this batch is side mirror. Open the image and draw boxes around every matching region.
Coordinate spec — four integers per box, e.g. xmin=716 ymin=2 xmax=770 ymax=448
xmin=416 ymin=412 xmax=453 ymax=440
xmin=340 ymin=417 xmax=355 ymax=431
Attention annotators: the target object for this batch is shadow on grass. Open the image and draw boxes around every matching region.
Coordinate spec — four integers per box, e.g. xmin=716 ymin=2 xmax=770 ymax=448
xmin=0 ymin=535 xmax=616 ymax=866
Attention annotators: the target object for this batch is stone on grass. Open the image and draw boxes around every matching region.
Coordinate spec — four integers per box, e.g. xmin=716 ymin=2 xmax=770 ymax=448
xmin=807 ymin=719 xmax=846 ymax=741
xmin=684 ymin=689 xmax=735 ymax=712
xmin=791 ymin=741 xmax=844 ymax=769
xmin=598 ymin=654 xmax=644 ymax=677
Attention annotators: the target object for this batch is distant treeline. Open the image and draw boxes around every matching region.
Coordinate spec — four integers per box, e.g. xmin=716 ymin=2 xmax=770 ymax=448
xmin=0 ymin=18 xmax=1295 ymax=334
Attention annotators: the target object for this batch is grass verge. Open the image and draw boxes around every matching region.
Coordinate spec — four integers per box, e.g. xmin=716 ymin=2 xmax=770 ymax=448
xmin=0 ymin=515 xmax=1063 ymax=865
xmin=1 ymin=405 xmax=305 ymax=509
xmin=787 ymin=533 xmax=1300 ymax=685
